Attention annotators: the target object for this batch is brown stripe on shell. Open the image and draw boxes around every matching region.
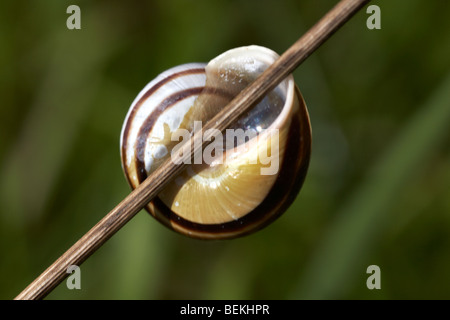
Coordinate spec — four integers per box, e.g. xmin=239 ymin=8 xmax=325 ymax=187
xmin=133 ymin=86 xmax=234 ymax=183
xmin=134 ymin=86 xmax=204 ymax=182
xmin=121 ymin=67 xmax=205 ymax=182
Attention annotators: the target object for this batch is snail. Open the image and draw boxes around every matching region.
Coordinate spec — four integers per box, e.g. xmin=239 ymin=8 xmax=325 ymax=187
xmin=120 ymin=45 xmax=311 ymax=239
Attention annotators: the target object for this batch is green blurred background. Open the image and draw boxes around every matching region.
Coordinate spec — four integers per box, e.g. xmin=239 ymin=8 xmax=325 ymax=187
xmin=0 ymin=0 xmax=449 ymax=300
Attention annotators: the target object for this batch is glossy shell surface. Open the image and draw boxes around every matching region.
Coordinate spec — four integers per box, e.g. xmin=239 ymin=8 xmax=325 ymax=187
xmin=121 ymin=46 xmax=311 ymax=239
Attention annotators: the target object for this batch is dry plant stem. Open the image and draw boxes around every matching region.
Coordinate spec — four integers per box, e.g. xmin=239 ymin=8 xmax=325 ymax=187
xmin=15 ymin=0 xmax=370 ymax=300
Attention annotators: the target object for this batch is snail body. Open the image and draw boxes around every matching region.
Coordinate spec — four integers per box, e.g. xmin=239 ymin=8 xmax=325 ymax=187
xmin=121 ymin=46 xmax=311 ymax=239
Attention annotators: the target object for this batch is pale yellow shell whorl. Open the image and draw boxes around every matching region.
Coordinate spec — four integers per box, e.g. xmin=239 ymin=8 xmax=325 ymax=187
xmin=120 ymin=46 xmax=311 ymax=239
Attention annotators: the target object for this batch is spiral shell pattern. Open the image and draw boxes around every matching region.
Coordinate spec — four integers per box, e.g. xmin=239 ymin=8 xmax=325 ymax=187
xmin=121 ymin=46 xmax=311 ymax=239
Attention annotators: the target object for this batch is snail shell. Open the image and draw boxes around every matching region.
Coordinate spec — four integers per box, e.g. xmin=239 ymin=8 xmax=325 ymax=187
xmin=121 ymin=46 xmax=311 ymax=239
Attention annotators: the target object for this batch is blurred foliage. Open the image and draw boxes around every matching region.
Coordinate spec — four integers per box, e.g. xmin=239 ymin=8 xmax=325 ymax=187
xmin=0 ymin=0 xmax=449 ymax=300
